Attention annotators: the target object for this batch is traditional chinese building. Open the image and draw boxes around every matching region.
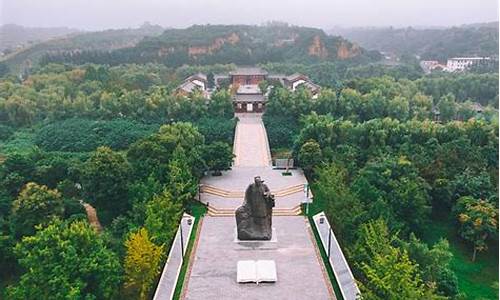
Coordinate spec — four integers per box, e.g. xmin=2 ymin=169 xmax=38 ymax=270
xmin=180 ymin=67 xmax=321 ymax=113
xmin=284 ymin=73 xmax=320 ymax=98
xmin=175 ymin=73 xmax=209 ymax=97
xmin=233 ymin=84 xmax=265 ymax=113
xmin=229 ymin=67 xmax=268 ymax=85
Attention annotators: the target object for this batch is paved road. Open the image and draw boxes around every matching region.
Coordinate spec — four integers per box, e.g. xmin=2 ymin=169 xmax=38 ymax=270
xmin=233 ymin=114 xmax=271 ymax=167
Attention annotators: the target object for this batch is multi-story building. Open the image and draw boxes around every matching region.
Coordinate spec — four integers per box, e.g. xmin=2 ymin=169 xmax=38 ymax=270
xmin=446 ymin=57 xmax=491 ymax=72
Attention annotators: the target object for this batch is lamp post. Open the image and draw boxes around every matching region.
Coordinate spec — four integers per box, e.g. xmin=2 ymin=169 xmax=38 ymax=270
xmin=304 ymin=183 xmax=310 ymax=216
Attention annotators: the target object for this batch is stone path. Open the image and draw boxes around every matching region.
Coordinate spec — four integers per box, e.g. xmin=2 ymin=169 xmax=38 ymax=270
xmin=233 ymin=113 xmax=271 ymax=167
xmin=183 ymin=114 xmax=335 ymax=299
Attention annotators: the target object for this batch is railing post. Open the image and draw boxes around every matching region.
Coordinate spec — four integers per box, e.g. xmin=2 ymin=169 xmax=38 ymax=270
xmin=327 ymin=225 xmax=332 ymax=259
xmin=180 ymin=218 xmax=184 ymax=261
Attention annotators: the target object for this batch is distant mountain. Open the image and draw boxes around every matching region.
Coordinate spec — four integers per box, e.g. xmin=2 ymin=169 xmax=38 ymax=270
xmin=1 ymin=23 xmax=165 ymax=74
xmin=0 ymin=24 xmax=80 ymax=52
xmin=328 ymin=22 xmax=499 ymax=62
xmin=38 ymin=24 xmax=380 ymax=68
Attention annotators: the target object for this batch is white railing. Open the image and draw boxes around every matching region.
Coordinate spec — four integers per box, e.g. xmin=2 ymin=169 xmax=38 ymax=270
xmin=312 ymin=212 xmax=360 ymax=300
xmin=153 ymin=213 xmax=195 ymax=300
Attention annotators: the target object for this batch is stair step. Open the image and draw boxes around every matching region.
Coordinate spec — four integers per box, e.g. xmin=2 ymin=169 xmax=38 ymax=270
xmin=201 ymin=183 xmax=306 ymax=198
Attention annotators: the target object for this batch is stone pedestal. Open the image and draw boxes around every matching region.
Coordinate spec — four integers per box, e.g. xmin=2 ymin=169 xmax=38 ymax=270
xmin=233 ymin=227 xmax=277 ymax=250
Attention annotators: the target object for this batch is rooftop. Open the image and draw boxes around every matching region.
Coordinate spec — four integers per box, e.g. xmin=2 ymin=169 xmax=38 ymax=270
xmin=178 ymin=81 xmax=199 ymax=93
xmin=229 ymin=67 xmax=268 ymax=76
xmin=234 ymin=93 xmax=266 ymax=102
xmin=448 ymin=57 xmax=491 ymax=60
xmin=286 ymin=73 xmax=308 ymax=82
xmin=187 ymin=72 xmax=207 ymax=82
xmin=237 ymin=84 xmax=262 ymax=95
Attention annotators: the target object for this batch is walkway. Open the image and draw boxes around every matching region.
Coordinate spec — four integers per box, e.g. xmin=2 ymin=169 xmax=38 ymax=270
xmin=183 ymin=114 xmax=335 ymax=299
xmin=185 ymin=217 xmax=332 ymax=299
xmin=233 ymin=113 xmax=271 ymax=167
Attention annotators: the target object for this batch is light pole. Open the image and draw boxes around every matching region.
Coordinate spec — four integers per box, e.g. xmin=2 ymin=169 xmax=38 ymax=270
xmin=304 ymin=183 xmax=310 ymax=216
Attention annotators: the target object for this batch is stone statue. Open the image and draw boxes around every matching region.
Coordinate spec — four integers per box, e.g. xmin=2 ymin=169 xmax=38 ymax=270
xmin=236 ymin=176 xmax=275 ymax=240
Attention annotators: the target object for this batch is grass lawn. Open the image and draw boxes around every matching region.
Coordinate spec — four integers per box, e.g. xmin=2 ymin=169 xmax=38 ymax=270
xmin=172 ymin=202 xmax=206 ymax=300
xmin=423 ymin=216 xmax=499 ymax=300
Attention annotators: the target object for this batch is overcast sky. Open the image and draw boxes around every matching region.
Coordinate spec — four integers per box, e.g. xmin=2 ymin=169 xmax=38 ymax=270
xmin=1 ymin=0 xmax=498 ymax=30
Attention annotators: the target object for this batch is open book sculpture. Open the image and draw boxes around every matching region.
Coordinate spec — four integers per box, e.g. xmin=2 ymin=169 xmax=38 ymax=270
xmin=237 ymin=260 xmax=277 ymax=283
xmin=235 ymin=176 xmax=275 ymax=240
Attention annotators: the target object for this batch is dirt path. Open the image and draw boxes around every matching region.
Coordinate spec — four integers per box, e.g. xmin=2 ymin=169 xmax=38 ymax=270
xmin=82 ymin=202 xmax=103 ymax=232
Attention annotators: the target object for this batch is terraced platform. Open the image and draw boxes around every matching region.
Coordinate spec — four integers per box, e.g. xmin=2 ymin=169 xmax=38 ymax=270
xmin=181 ymin=114 xmax=334 ymax=299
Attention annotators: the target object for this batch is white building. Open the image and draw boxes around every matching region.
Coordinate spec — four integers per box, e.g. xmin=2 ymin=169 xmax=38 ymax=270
xmin=446 ymin=57 xmax=491 ymax=72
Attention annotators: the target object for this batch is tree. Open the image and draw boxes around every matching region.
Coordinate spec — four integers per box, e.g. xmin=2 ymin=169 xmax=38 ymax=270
xmin=124 ymin=227 xmax=163 ymax=300
xmin=202 ymin=142 xmax=234 ymax=176
xmin=401 ymin=234 xmax=458 ymax=298
xmin=145 ymin=189 xmax=182 ymax=246
xmin=6 ymin=219 xmax=122 ymax=299
xmin=11 ymin=182 xmax=64 ymax=238
xmin=453 ymin=196 xmax=498 ymax=261
xmin=353 ymin=219 xmax=443 ymax=300
xmin=314 ymin=163 xmax=363 ymax=244
xmin=298 ymin=139 xmax=323 ymax=175
xmin=167 ymin=146 xmax=197 ymax=206
xmin=82 ymin=146 xmax=131 ymax=224
xmin=437 ymin=94 xmax=457 ymax=122
xmin=207 ymin=89 xmax=233 ymax=118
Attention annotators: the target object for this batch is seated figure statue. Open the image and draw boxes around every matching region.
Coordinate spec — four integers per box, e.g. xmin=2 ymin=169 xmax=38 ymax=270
xmin=235 ymin=176 xmax=275 ymax=240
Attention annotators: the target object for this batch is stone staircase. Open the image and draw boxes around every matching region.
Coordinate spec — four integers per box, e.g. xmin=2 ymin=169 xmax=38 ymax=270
xmin=207 ymin=204 xmax=302 ymax=217
xmin=200 ymin=184 xmax=305 ymax=198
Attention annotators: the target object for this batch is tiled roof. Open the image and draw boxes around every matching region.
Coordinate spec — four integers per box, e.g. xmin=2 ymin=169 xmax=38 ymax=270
xmin=237 ymin=84 xmax=261 ymax=95
xmin=286 ymin=73 xmax=308 ymax=82
xmin=187 ymin=73 xmax=207 ymax=82
xmin=229 ymin=67 xmax=268 ymax=76
xmin=234 ymin=94 xmax=265 ymax=102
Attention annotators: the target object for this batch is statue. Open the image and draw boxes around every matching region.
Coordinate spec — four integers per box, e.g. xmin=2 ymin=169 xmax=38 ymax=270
xmin=235 ymin=176 xmax=275 ymax=240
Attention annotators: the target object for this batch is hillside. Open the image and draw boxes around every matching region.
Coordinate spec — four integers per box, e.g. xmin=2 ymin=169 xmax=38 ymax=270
xmin=329 ymin=22 xmax=499 ymax=62
xmin=37 ymin=24 xmax=380 ymax=68
xmin=0 ymin=24 xmax=80 ymax=53
xmin=1 ymin=23 xmax=165 ymax=74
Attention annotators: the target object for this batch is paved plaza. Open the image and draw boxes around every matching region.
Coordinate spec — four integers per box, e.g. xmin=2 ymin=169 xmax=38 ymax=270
xmin=183 ymin=114 xmax=334 ymax=299
xmin=184 ymin=217 xmax=333 ymax=300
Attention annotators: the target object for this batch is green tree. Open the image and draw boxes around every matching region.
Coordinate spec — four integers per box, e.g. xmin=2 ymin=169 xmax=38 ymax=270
xmin=437 ymin=94 xmax=457 ymax=122
xmin=354 ymin=219 xmax=443 ymax=300
xmin=453 ymin=196 xmax=498 ymax=261
xmin=202 ymin=142 xmax=234 ymax=176
xmin=401 ymin=234 xmax=458 ymax=298
xmin=82 ymin=146 xmax=131 ymax=224
xmin=167 ymin=146 xmax=197 ymax=206
xmin=314 ymin=163 xmax=363 ymax=244
xmin=207 ymin=89 xmax=234 ymax=118
xmin=145 ymin=189 xmax=182 ymax=245
xmin=298 ymin=139 xmax=323 ymax=175
xmin=124 ymin=227 xmax=163 ymax=300
xmin=6 ymin=219 xmax=122 ymax=299
xmin=11 ymin=182 xmax=64 ymax=238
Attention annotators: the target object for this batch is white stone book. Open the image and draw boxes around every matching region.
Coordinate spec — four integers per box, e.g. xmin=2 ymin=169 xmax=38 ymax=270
xmin=237 ymin=260 xmax=277 ymax=283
